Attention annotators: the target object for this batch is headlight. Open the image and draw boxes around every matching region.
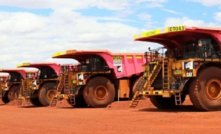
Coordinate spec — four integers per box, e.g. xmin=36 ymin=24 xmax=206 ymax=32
xmin=32 ymin=80 xmax=37 ymax=86
xmin=182 ymin=61 xmax=193 ymax=69
xmin=77 ymin=74 xmax=84 ymax=80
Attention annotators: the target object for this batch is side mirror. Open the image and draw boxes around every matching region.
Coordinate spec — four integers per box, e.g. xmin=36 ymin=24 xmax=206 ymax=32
xmin=148 ymin=47 xmax=151 ymax=51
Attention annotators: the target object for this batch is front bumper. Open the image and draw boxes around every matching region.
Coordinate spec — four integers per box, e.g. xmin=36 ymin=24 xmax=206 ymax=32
xmin=140 ymin=90 xmax=181 ymax=98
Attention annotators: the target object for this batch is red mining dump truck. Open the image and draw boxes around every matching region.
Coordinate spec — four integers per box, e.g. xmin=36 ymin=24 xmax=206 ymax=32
xmin=17 ymin=62 xmax=74 ymax=106
xmin=50 ymin=49 xmax=147 ymax=108
xmin=130 ymin=25 xmax=221 ymax=111
xmin=0 ymin=69 xmax=37 ymax=104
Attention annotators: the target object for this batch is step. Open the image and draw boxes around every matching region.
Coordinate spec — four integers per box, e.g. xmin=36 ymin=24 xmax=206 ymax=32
xmin=69 ymin=96 xmax=75 ymax=105
xmin=50 ymin=98 xmax=58 ymax=107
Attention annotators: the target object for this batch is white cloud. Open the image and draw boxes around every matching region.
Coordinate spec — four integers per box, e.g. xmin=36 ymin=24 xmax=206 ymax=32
xmin=164 ymin=17 xmax=219 ymax=27
xmin=0 ymin=0 xmax=130 ymax=10
xmin=214 ymin=12 xmax=221 ymax=21
xmin=202 ymin=13 xmax=207 ymax=16
xmin=186 ymin=0 xmax=221 ymax=7
xmin=162 ymin=8 xmax=181 ymax=14
xmin=96 ymin=17 xmax=132 ymax=22
xmin=0 ymin=0 xmax=167 ymax=10
xmin=0 ymin=10 xmax=156 ymax=68
xmin=0 ymin=12 xmax=48 ymax=34
xmin=0 ymin=55 xmax=13 ymax=62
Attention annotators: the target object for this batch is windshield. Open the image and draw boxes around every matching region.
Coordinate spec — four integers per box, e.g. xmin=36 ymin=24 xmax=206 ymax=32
xmin=38 ymin=67 xmax=57 ymax=79
xmin=60 ymin=65 xmax=74 ymax=73
xmin=146 ymin=38 xmax=221 ymax=60
xmin=8 ymin=72 xmax=22 ymax=82
xmin=74 ymin=56 xmax=108 ymax=72
xmin=26 ymin=73 xmax=35 ymax=79
xmin=179 ymin=38 xmax=220 ymax=59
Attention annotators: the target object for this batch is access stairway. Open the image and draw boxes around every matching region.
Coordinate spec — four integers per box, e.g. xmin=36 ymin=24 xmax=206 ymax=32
xmin=163 ymin=58 xmax=182 ymax=105
xmin=50 ymin=73 xmax=75 ymax=107
xmin=130 ymin=61 xmax=162 ymax=108
xmin=18 ymin=80 xmax=31 ymax=106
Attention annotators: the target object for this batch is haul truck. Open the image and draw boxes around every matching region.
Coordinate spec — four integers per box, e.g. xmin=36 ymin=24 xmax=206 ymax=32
xmin=17 ymin=62 xmax=73 ymax=106
xmin=0 ymin=74 xmax=9 ymax=100
xmin=0 ymin=69 xmax=37 ymax=104
xmin=130 ymin=25 xmax=221 ymax=111
xmin=50 ymin=49 xmax=147 ymax=108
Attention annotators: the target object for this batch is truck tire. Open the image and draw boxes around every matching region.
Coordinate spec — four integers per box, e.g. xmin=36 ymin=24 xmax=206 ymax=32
xmin=8 ymin=85 xmax=20 ymax=101
xmin=38 ymin=82 xmax=57 ymax=106
xmin=30 ymin=90 xmax=42 ymax=106
xmin=189 ymin=67 xmax=221 ymax=111
xmin=150 ymin=94 xmax=186 ymax=110
xmin=83 ymin=76 xmax=115 ymax=108
xmin=130 ymin=76 xmax=145 ymax=99
xmin=2 ymin=91 xmax=10 ymax=104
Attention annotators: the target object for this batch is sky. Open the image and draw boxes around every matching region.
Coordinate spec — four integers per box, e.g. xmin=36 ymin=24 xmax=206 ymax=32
xmin=0 ymin=0 xmax=221 ymax=69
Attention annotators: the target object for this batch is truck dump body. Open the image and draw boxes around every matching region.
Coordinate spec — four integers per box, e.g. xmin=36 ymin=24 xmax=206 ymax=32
xmin=134 ymin=25 xmax=221 ymax=50
xmin=17 ymin=62 xmax=76 ymax=77
xmin=52 ymin=49 xmax=147 ymax=78
xmin=17 ymin=62 xmax=61 ymax=77
xmin=0 ymin=69 xmax=36 ymax=79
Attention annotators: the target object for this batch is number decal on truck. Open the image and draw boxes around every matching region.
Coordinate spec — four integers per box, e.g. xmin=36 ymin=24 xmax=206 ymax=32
xmin=141 ymin=29 xmax=161 ymax=37
xmin=113 ymin=56 xmax=122 ymax=66
xmin=169 ymin=26 xmax=185 ymax=32
xmin=66 ymin=50 xmax=76 ymax=54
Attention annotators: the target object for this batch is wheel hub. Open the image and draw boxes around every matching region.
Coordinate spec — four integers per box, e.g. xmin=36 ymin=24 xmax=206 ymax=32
xmin=46 ymin=89 xmax=56 ymax=100
xmin=206 ymin=79 xmax=221 ymax=100
xmin=94 ymin=86 xmax=108 ymax=100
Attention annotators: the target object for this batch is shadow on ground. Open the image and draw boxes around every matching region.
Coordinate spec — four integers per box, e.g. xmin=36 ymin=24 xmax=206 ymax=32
xmin=54 ymin=106 xmax=94 ymax=109
xmin=137 ymin=105 xmax=203 ymax=113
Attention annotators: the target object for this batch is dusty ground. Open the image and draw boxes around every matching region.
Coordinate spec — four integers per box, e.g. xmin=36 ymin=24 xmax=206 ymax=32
xmin=0 ymin=96 xmax=221 ymax=134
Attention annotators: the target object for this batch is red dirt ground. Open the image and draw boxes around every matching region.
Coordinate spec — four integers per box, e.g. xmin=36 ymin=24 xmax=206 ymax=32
xmin=0 ymin=96 xmax=221 ymax=134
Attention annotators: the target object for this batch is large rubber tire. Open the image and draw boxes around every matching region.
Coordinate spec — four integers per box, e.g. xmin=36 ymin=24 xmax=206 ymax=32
xmin=2 ymin=91 xmax=10 ymax=104
xmin=83 ymin=76 xmax=115 ymax=108
xmin=30 ymin=90 xmax=42 ymax=106
xmin=189 ymin=67 xmax=221 ymax=111
xmin=8 ymin=85 xmax=20 ymax=101
xmin=150 ymin=94 xmax=186 ymax=110
xmin=130 ymin=76 xmax=145 ymax=99
xmin=38 ymin=82 xmax=57 ymax=106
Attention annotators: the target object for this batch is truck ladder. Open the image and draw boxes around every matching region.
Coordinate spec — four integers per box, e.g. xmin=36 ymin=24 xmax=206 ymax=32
xmin=162 ymin=58 xmax=169 ymax=90
xmin=63 ymin=73 xmax=70 ymax=94
xmin=50 ymin=74 xmax=64 ymax=107
xmin=50 ymin=73 xmax=70 ymax=107
xmin=130 ymin=92 xmax=142 ymax=108
xmin=69 ymin=95 xmax=75 ymax=106
xmin=0 ymin=91 xmax=2 ymax=98
xmin=50 ymin=97 xmax=59 ymax=107
xmin=130 ymin=62 xmax=162 ymax=108
xmin=174 ymin=92 xmax=182 ymax=105
xmin=18 ymin=81 xmax=31 ymax=106
xmin=148 ymin=61 xmax=162 ymax=86
xmin=130 ymin=77 xmax=146 ymax=108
